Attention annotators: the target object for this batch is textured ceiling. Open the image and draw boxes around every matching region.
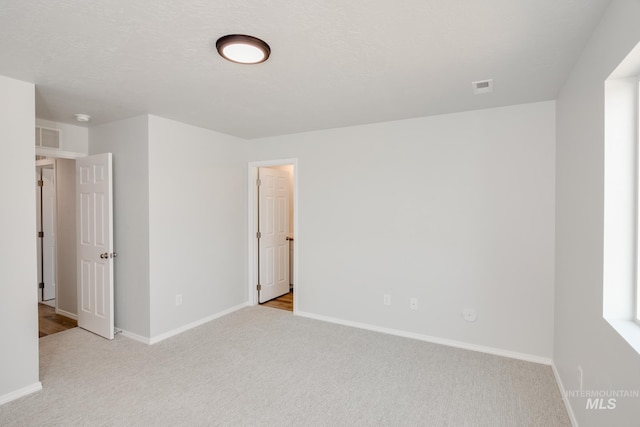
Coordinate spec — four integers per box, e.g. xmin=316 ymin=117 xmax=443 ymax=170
xmin=0 ymin=0 xmax=611 ymax=139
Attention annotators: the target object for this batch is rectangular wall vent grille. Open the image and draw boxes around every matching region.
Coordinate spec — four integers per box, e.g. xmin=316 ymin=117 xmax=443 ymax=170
xmin=472 ymin=79 xmax=494 ymax=95
xmin=35 ymin=127 xmax=61 ymax=149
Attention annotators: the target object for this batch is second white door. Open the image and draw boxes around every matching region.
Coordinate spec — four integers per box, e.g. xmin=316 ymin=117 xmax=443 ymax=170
xmin=258 ymin=167 xmax=290 ymax=303
xmin=77 ymin=153 xmax=114 ymax=340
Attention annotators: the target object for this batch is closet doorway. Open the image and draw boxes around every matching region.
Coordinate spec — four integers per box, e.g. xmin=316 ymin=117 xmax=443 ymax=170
xmin=248 ymin=159 xmax=298 ymax=313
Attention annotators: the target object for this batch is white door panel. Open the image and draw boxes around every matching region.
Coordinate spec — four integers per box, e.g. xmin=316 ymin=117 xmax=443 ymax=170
xmin=77 ymin=153 xmax=114 ymax=340
xmin=36 ymin=167 xmax=56 ymax=303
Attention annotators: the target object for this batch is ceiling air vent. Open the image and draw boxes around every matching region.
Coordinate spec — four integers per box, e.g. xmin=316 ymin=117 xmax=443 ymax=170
xmin=472 ymin=79 xmax=494 ymax=95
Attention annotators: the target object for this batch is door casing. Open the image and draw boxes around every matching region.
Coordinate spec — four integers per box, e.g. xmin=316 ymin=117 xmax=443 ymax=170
xmin=247 ymin=159 xmax=298 ymax=312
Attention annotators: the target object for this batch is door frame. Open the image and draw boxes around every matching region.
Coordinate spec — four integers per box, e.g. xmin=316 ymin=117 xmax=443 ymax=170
xmin=247 ymin=159 xmax=299 ymax=313
xmin=35 ymin=151 xmax=86 ymax=320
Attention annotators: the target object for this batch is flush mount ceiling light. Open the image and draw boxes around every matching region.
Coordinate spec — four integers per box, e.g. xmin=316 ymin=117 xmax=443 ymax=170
xmin=74 ymin=113 xmax=91 ymax=122
xmin=216 ymin=34 xmax=271 ymax=64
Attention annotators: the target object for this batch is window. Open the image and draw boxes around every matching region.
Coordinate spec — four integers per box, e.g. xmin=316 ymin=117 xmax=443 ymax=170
xmin=603 ymin=41 xmax=640 ymax=354
xmin=636 ymin=76 xmax=640 ymax=326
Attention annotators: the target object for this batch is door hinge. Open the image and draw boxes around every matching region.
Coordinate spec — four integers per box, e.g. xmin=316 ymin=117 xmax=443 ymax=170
xmin=37 ymin=180 xmax=44 ymax=187
xmin=257 ymin=284 xmax=262 ymax=291
xmin=256 ymin=231 xmax=261 ymax=239
xmin=256 ymin=178 xmax=261 ymax=186
xmin=38 ymin=231 xmax=44 ymax=238
xmin=39 ymin=282 xmax=44 ymax=289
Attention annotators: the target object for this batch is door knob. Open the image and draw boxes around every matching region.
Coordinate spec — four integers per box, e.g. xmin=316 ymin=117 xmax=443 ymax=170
xmin=100 ymin=253 xmax=108 ymax=259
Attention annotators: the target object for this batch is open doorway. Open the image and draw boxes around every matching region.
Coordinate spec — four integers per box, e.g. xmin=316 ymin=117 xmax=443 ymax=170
xmin=34 ymin=153 xmax=115 ymax=340
xmin=35 ymin=156 xmax=79 ymax=337
xmin=248 ymin=159 xmax=298 ymax=313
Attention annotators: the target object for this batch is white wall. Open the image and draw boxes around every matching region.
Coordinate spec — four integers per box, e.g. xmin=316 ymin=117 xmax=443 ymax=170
xmin=147 ymin=115 xmax=248 ymax=338
xmin=55 ymin=158 xmax=77 ymax=316
xmin=0 ymin=75 xmax=40 ymax=402
xmin=36 ymin=118 xmax=88 ymax=155
xmin=89 ymin=114 xmax=248 ymax=341
xmin=90 ymin=116 xmax=151 ymax=337
xmin=554 ymin=0 xmax=640 ymax=425
xmin=249 ymin=101 xmax=556 ymax=360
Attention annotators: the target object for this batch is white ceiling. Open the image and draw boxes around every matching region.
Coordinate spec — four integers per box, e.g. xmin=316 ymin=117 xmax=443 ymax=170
xmin=0 ymin=0 xmax=611 ymax=139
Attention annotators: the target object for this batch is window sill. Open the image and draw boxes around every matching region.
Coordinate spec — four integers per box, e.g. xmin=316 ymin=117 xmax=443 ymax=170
xmin=605 ymin=318 xmax=640 ymax=355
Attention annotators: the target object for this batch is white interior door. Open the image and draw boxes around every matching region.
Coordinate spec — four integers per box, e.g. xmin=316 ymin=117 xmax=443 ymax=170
xmin=258 ymin=167 xmax=290 ymax=303
xmin=36 ymin=166 xmax=57 ymax=304
xmin=36 ymin=171 xmax=42 ymax=299
xmin=41 ymin=168 xmax=56 ymax=301
xmin=77 ymin=153 xmax=114 ymax=339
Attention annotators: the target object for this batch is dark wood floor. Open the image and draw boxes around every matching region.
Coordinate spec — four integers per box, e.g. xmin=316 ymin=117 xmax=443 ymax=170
xmin=261 ymin=291 xmax=293 ymax=311
xmin=38 ymin=303 xmax=77 ymax=337
xmin=39 ymin=292 xmax=290 ymax=338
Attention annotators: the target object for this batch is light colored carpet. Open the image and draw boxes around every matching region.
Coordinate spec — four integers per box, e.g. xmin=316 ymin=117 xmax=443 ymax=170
xmin=0 ymin=306 xmax=570 ymax=426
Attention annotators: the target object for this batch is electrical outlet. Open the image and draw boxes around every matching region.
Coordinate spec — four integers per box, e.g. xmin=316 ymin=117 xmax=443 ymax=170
xmin=175 ymin=294 xmax=182 ymax=306
xmin=410 ymin=298 xmax=418 ymax=310
xmin=383 ymin=294 xmax=391 ymax=306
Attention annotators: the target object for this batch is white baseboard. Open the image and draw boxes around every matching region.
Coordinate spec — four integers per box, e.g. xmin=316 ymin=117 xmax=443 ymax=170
xmin=295 ymin=310 xmax=552 ymax=365
xmin=0 ymin=382 xmax=42 ymax=406
xmin=119 ymin=302 xmax=250 ymax=345
xmin=119 ymin=329 xmax=150 ymax=345
xmin=55 ymin=308 xmax=77 ymax=321
xmin=552 ymin=361 xmax=579 ymax=427
xmin=149 ymin=302 xmax=249 ymax=345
